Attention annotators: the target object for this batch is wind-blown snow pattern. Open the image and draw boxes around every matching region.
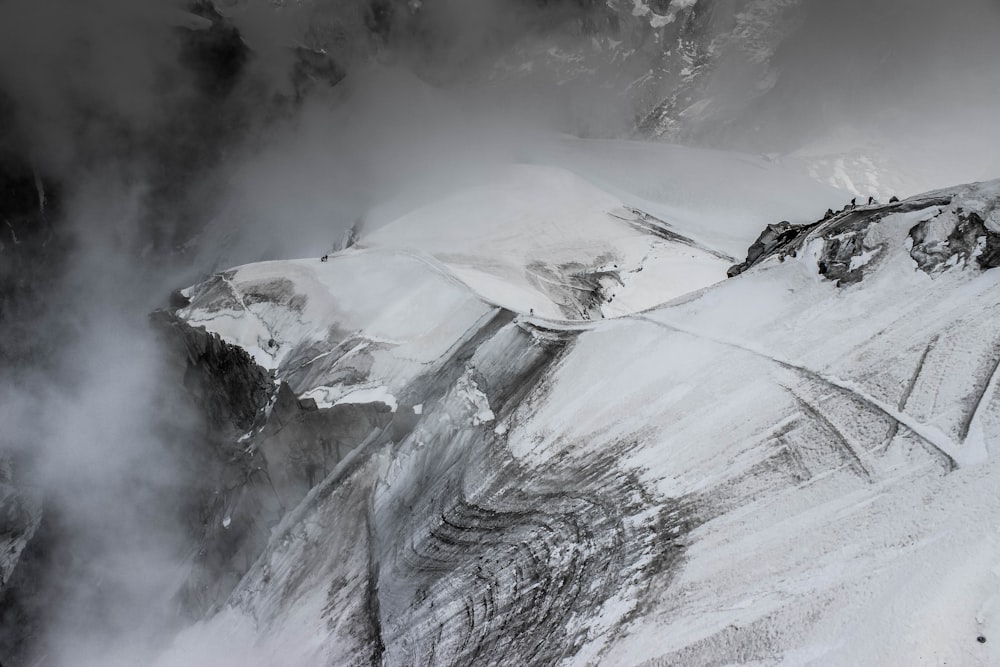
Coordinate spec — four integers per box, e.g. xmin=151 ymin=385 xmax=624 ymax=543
xmin=164 ymin=159 xmax=1000 ymax=665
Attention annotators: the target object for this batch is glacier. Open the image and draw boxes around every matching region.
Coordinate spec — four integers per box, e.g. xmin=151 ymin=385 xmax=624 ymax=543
xmin=148 ymin=158 xmax=1000 ymax=665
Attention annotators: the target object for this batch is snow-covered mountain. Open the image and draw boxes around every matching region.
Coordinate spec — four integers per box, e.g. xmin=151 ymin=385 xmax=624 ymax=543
xmin=142 ymin=149 xmax=1000 ymax=665
xmin=2 ymin=2 xmax=1000 ymax=665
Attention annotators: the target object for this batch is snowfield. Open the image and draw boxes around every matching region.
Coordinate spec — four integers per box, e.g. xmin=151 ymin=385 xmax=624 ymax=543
xmin=168 ymin=149 xmax=1000 ymax=665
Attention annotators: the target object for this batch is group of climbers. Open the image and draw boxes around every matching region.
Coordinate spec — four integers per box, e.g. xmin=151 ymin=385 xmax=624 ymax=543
xmin=822 ymin=193 xmax=903 ymax=220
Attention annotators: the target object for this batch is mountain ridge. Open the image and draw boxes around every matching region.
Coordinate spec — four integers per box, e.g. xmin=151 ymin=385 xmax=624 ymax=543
xmin=138 ymin=171 xmax=1000 ymax=665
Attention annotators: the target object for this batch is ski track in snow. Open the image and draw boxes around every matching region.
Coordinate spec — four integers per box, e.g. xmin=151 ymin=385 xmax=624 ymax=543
xmin=635 ymin=313 xmax=966 ymax=468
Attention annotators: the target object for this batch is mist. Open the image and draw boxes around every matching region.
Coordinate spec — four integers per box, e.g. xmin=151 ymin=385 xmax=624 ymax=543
xmin=702 ymin=0 xmax=1000 ymax=194
xmin=1 ymin=0 xmax=999 ymax=664
xmin=0 ymin=2 xmax=589 ymax=664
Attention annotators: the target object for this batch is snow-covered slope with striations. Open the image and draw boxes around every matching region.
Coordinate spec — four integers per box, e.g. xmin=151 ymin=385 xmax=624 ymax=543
xmin=507 ymin=180 xmax=1000 ymax=663
xmin=164 ymin=162 xmax=1000 ymax=665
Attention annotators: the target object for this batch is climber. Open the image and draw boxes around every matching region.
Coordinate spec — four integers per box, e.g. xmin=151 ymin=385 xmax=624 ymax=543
xmin=320 ymin=254 xmax=329 ymax=262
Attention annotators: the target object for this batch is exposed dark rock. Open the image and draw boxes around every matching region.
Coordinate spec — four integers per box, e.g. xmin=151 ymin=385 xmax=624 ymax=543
xmin=814 ymin=210 xmax=879 ymax=286
xmin=148 ymin=310 xmax=280 ymax=615
xmin=151 ymin=310 xmax=273 ymax=434
xmin=0 ymin=499 xmax=59 ymax=667
xmin=727 ymin=221 xmax=814 ymax=277
xmin=526 ymin=258 xmax=624 ymax=320
xmin=0 ymin=8 xmax=361 ymax=659
xmin=365 ymin=0 xmax=396 ymax=38
xmin=254 ymin=382 xmax=393 ymax=510
xmin=909 ymin=209 xmax=1000 ymax=273
xmin=145 ymin=309 xmax=402 ymax=618
xmin=730 ymin=195 xmax=960 ymax=285
xmin=168 ymin=289 xmax=192 ymax=310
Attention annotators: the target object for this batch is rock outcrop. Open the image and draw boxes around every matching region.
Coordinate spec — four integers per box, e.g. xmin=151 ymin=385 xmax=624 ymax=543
xmin=729 ymin=184 xmax=1000 ymax=285
xmin=727 ymin=220 xmax=813 ymax=277
xmin=909 ymin=207 xmax=1000 ymax=274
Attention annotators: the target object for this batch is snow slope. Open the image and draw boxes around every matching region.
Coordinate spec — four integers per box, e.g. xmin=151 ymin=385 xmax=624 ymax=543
xmin=506 ymin=182 xmax=1000 ymax=663
xmin=364 ymin=164 xmax=735 ymax=319
xmin=165 ymin=153 xmax=1000 ymax=665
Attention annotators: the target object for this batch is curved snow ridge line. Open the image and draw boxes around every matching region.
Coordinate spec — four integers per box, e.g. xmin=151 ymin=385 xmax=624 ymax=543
xmin=344 ymin=245 xmax=728 ymax=326
xmin=636 ymin=315 xmax=973 ymax=469
xmin=350 ymin=245 xmax=589 ymax=321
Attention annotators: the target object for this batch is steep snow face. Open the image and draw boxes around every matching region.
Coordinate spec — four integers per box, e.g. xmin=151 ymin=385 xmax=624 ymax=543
xmin=168 ymin=164 xmax=1000 ymax=665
